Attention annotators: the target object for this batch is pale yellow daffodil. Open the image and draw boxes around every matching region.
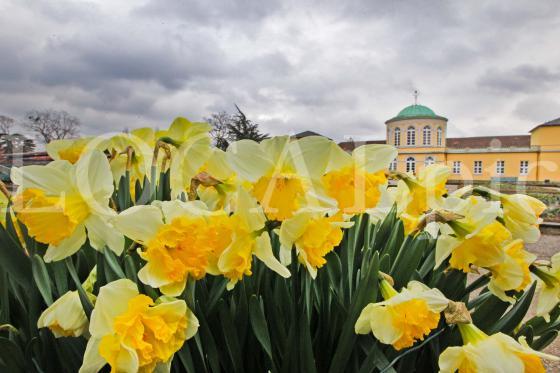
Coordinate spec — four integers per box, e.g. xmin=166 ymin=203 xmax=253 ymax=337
xmin=439 ymin=323 xmax=558 ymax=372
xmin=113 ymin=196 xmax=288 ymax=295
xmin=355 ymin=280 xmax=448 ymax=350
xmin=279 ymin=208 xmax=351 ymax=278
xmin=392 ymin=164 xmax=450 ymax=234
xmin=434 ymin=195 xmax=505 ymax=272
xmin=37 ymin=290 xmax=90 ymax=338
xmin=321 ymin=143 xmax=396 ymax=216
xmin=80 ymin=279 xmax=198 ymax=373
xmin=46 ymin=137 xmax=93 ymax=164
xmin=487 ymin=239 xmax=536 ymax=302
xmin=535 ymin=252 xmax=560 ymax=322
xmin=11 ymin=150 xmax=124 ymax=262
xmin=227 ymin=136 xmax=336 ymax=221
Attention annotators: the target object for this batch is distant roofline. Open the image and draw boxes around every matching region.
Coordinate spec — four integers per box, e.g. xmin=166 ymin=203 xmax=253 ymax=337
xmin=385 ymin=115 xmax=448 ymax=124
xmin=529 ymin=117 xmax=560 ymax=132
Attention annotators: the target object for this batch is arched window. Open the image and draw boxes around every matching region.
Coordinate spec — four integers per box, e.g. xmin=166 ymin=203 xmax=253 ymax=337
xmin=423 ymin=126 xmax=431 ymax=145
xmin=425 ymin=156 xmax=435 ymax=166
xmin=406 ymin=156 xmax=416 ymax=173
xmin=394 ymin=127 xmax=401 ymax=146
xmin=407 ymin=126 xmax=415 ymax=146
xmin=437 ymin=127 xmax=443 ymax=146
xmin=389 ymin=158 xmax=397 ymax=171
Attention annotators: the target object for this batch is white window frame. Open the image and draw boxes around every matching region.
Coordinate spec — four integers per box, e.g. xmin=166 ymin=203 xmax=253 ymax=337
xmin=474 ymin=160 xmax=482 ymax=175
xmin=394 ymin=127 xmax=401 ymax=146
xmin=520 ymin=160 xmax=529 ymax=175
xmin=437 ymin=127 xmax=443 ymax=146
xmin=406 ymin=157 xmax=416 ymax=173
xmin=423 ymin=126 xmax=431 ymax=145
xmin=453 ymin=161 xmax=461 ymax=174
xmin=425 ymin=156 xmax=435 ymax=166
xmin=389 ymin=158 xmax=397 ymax=171
xmin=407 ymin=126 xmax=416 ymax=146
xmin=496 ymin=160 xmax=505 ymax=175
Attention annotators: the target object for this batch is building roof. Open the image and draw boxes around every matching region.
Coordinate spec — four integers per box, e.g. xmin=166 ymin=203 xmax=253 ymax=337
xmin=446 ymin=135 xmax=531 ymax=149
xmin=385 ymin=104 xmax=448 ymax=124
xmin=292 ymin=130 xmax=331 ymax=139
xmin=529 ymin=117 xmax=560 ymax=132
xmin=338 ymin=139 xmax=386 ymax=151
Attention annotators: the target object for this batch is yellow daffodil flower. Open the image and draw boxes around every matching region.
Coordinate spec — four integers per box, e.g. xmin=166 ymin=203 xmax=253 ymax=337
xmin=37 ymin=291 xmax=90 ymax=338
xmin=279 ymin=208 xmax=352 ymax=278
xmin=114 ymin=197 xmax=288 ymax=295
xmin=80 ymin=279 xmax=198 ymax=373
xmin=535 ymin=252 xmax=560 ymax=322
xmin=435 ymin=196 xmax=505 ymax=272
xmin=217 ymin=188 xmax=290 ymax=289
xmin=321 ymin=143 xmax=396 ymax=216
xmin=439 ymin=323 xmax=558 ymax=372
xmin=391 ymin=164 xmax=450 ymax=234
xmin=11 ymin=150 xmax=124 ymax=262
xmin=97 ymin=129 xmax=154 ymax=185
xmin=194 ymin=148 xmax=238 ymax=210
xmin=355 ymin=280 xmax=448 ymax=350
xmin=165 ymin=117 xmax=213 ymax=198
xmin=227 ymin=136 xmax=335 ymax=221
xmin=475 ymin=187 xmax=546 ymax=244
xmin=487 ymin=239 xmax=536 ymax=302
xmin=47 ymin=137 xmax=93 ymax=164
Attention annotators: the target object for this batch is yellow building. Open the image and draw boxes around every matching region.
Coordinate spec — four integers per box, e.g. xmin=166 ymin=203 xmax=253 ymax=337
xmin=340 ymin=104 xmax=560 ymax=183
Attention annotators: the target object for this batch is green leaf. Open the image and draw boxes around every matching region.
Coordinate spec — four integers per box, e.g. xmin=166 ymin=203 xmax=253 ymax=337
xmin=31 ymin=255 xmax=53 ymax=305
xmin=218 ymin=300 xmax=243 ymax=373
xmin=249 ymin=295 xmax=274 ymax=362
xmin=0 ymin=222 xmax=31 ymax=288
xmin=65 ymin=258 xmax=93 ymax=318
xmin=0 ymin=336 xmax=26 ymax=372
xmin=103 ymin=248 xmax=126 ymax=280
xmin=490 ymin=282 xmax=536 ymax=335
xmin=531 ymin=330 xmax=558 ymax=350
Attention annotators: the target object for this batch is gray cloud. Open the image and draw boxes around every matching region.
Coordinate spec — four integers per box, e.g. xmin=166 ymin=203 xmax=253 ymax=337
xmin=0 ymin=0 xmax=559 ymax=140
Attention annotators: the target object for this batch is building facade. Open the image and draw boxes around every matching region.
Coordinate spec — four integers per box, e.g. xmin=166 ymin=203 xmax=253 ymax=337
xmin=340 ymin=104 xmax=560 ymax=183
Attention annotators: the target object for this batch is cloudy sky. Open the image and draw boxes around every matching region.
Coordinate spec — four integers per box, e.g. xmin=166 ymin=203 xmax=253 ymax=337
xmin=1 ymin=0 xmax=560 ymax=142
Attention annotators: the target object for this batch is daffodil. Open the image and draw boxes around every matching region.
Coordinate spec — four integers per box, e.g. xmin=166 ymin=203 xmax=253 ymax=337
xmin=535 ymin=252 xmax=560 ymax=321
xmin=434 ymin=195 xmax=505 ymax=272
xmin=392 ymin=164 xmax=450 ymax=234
xmin=47 ymin=137 xmax=93 ymax=164
xmin=217 ymin=188 xmax=290 ymax=289
xmin=279 ymin=208 xmax=352 ymax=278
xmin=114 ymin=196 xmax=288 ymax=295
xmin=484 ymin=187 xmax=546 ymax=244
xmin=227 ymin=136 xmax=335 ymax=221
xmin=165 ymin=117 xmax=213 ymax=198
xmin=80 ymin=279 xmax=198 ymax=373
xmin=97 ymin=128 xmax=154 ymax=184
xmin=37 ymin=291 xmax=90 ymax=338
xmin=194 ymin=148 xmax=238 ymax=210
xmin=355 ymin=280 xmax=448 ymax=350
xmin=321 ymin=143 xmax=396 ymax=216
xmin=439 ymin=323 xmax=558 ymax=372
xmin=487 ymin=239 xmax=536 ymax=302
xmin=11 ymin=150 xmax=124 ymax=262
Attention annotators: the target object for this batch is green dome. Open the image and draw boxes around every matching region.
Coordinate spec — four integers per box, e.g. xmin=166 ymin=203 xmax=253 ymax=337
xmin=397 ymin=104 xmax=437 ymax=118
xmin=385 ymin=104 xmax=447 ymax=124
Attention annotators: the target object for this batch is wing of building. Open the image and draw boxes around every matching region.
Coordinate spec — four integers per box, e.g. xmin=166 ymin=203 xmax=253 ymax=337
xmin=339 ymin=105 xmax=560 ymax=183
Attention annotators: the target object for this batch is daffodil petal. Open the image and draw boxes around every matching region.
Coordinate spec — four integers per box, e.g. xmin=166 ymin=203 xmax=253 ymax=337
xmin=253 ymin=232 xmax=290 ymax=278
xmin=44 ymin=225 xmax=86 ymax=262
xmin=113 ymin=205 xmax=163 ymax=244
xmin=85 ymin=215 xmax=124 ymax=255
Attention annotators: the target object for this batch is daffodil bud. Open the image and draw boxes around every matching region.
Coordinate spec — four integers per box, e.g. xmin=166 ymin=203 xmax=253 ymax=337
xmin=37 ymin=291 xmax=88 ymax=338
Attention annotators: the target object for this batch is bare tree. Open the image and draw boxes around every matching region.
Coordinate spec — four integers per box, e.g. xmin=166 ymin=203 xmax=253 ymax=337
xmin=24 ymin=110 xmax=80 ymax=143
xmin=205 ymin=111 xmax=233 ymax=150
xmin=0 ymin=115 xmax=15 ymax=134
